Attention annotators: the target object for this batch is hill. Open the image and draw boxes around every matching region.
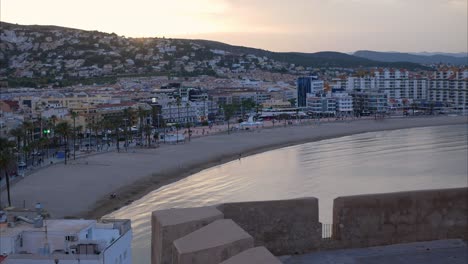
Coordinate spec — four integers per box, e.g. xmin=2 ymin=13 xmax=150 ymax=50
xmin=191 ymin=40 xmax=428 ymax=69
xmin=0 ymin=22 xmax=431 ymax=87
xmin=354 ymin=50 xmax=467 ymax=65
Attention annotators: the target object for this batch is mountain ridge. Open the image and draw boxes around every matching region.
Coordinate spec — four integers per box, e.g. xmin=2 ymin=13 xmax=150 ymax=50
xmin=0 ymin=22 xmax=434 ymax=87
xmin=354 ymin=50 xmax=467 ymax=65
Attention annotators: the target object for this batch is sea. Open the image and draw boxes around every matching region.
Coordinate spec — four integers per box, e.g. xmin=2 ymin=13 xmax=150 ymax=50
xmin=108 ymin=124 xmax=468 ymax=264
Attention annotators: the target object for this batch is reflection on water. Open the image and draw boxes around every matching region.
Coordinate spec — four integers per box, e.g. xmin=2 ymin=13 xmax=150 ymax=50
xmin=108 ymin=125 xmax=468 ymax=264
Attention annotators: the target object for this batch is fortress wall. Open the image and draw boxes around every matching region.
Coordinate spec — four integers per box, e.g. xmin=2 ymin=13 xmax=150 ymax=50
xmin=332 ymin=187 xmax=468 ymax=248
xmin=218 ymin=197 xmax=322 ymax=255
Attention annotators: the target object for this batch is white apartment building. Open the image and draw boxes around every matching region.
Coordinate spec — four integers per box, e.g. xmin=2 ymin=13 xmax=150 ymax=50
xmin=334 ymin=92 xmax=354 ymax=115
xmin=1 ymin=210 xmax=132 ymax=264
xmin=306 ymin=94 xmax=336 ymax=115
xmin=343 ymin=68 xmax=468 ymax=110
xmin=161 ymin=100 xmax=215 ymax=124
xmin=429 ymin=69 xmax=468 ymax=110
xmin=40 ymin=107 xmax=69 ymax=119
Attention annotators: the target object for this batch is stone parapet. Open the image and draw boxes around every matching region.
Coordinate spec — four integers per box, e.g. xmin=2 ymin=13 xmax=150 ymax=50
xmin=172 ymin=219 xmax=254 ymax=264
xmin=333 ymin=187 xmax=468 ymax=248
xmin=151 ymin=206 xmax=223 ymax=264
xmin=218 ymin=197 xmax=321 ymax=255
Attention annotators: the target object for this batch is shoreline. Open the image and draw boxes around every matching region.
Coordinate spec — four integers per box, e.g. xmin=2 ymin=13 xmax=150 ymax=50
xmin=83 ymin=116 xmax=467 ymax=219
xmin=2 ymin=116 xmax=466 ymax=220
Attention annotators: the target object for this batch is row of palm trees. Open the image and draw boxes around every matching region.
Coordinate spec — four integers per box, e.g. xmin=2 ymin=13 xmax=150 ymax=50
xmin=0 ymin=137 xmax=15 ymax=207
xmin=0 ymin=107 xmax=157 ymax=208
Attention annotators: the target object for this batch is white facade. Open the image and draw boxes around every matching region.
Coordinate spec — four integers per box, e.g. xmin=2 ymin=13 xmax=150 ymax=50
xmin=344 ymin=68 xmax=468 ymax=110
xmin=429 ymin=69 xmax=468 ymax=110
xmin=334 ymin=93 xmax=354 ymax=114
xmin=2 ymin=215 xmax=132 ymax=264
xmin=40 ymin=107 xmax=69 ymax=119
xmin=161 ymin=101 xmax=198 ymax=124
xmin=306 ymin=94 xmax=336 ymax=115
xmin=311 ymin=80 xmax=325 ymax=95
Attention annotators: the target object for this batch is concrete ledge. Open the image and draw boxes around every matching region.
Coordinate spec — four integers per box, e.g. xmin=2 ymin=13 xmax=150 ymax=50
xmin=220 ymin=247 xmax=283 ymax=264
xmin=172 ymin=219 xmax=254 ymax=264
xmin=333 ymin=187 xmax=468 ymax=248
xmin=152 ymin=206 xmax=223 ymax=264
xmin=218 ymin=197 xmax=321 ymax=255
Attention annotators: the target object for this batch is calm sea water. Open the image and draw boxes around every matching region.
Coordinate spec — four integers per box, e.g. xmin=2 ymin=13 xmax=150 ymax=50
xmin=108 ymin=125 xmax=468 ymax=264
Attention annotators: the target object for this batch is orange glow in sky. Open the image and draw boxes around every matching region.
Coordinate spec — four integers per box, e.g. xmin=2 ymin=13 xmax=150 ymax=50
xmin=1 ymin=0 xmax=466 ymax=52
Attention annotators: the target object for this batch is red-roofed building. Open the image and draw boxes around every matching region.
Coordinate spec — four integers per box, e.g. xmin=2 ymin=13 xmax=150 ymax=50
xmin=0 ymin=100 xmax=19 ymax=113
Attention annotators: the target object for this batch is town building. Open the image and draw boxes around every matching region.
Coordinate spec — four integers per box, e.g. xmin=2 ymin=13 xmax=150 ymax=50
xmin=0 ymin=209 xmax=132 ymax=264
xmin=334 ymin=92 xmax=354 ymax=116
xmin=306 ymin=94 xmax=337 ymax=116
xmin=297 ymin=76 xmax=324 ymax=107
xmin=351 ymin=90 xmax=388 ymax=115
xmin=428 ymin=69 xmax=468 ymax=111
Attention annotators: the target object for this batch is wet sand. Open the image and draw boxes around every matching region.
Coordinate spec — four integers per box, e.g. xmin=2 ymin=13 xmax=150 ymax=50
xmin=1 ymin=116 xmax=466 ymax=219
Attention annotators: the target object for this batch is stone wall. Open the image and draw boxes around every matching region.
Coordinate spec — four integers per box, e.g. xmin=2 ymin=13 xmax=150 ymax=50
xmin=217 ymin=197 xmax=321 ymax=255
xmin=333 ymin=187 xmax=468 ymax=248
xmin=152 ymin=207 xmax=223 ymax=264
xmin=151 ymin=188 xmax=468 ymax=263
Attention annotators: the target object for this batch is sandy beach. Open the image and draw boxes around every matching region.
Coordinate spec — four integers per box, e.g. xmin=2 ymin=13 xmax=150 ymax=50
xmin=1 ymin=116 xmax=466 ymax=219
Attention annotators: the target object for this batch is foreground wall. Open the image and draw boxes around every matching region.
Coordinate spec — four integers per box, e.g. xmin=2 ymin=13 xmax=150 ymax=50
xmin=217 ymin=197 xmax=321 ymax=255
xmin=333 ymin=187 xmax=468 ymax=248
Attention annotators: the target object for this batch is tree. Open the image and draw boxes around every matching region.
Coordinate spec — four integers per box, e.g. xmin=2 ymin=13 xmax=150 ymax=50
xmin=88 ymin=122 xmax=101 ymax=151
xmin=9 ymin=127 xmax=24 ymax=152
xmin=71 ymin=111 xmax=78 ymax=160
xmin=0 ymin=137 xmax=16 ymax=207
xmin=176 ymin=97 xmax=181 ymax=143
xmin=9 ymin=127 xmax=23 ymax=146
xmin=222 ymin=104 xmax=238 ymax=134
xmin=137 ymin=107 xmax=150 ymax=146
xmin=241 ymin=98 xmax=256 ymax=114
xmin=144 ymin=124 xmax=152 ymax=147
xmin=279 ymin=113 xmax=289 ymax=127
xmin=288 ymin=98 xmax=297 ymax=107
xmin=55 ymin=122 xmax=72 ymax=165
xmin=411 ymin=102 xmax=418 ymax=115
xmin=185 ymin=102 xmax=192 ymax=142
xmin=104 ymin=116 xmax=122 ymax=152
xmin=123 ymin=108 xmax=135 ymax=151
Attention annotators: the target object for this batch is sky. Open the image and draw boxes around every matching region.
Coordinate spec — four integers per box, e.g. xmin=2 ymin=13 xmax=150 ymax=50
xmin=1 ymin=0 xmax=467 ymax=53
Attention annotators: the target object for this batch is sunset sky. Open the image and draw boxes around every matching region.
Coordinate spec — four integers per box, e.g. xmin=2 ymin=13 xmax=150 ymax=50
xmin=1 ymin=0 xmax=467 ymax=53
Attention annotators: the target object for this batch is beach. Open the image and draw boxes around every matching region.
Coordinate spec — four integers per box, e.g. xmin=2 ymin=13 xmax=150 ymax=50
xmin=1 ymin=116 xmax=466 ymax=219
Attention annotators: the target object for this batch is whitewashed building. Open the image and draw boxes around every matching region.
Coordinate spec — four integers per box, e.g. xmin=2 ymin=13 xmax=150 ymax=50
xmin=1 ymin=209 xmax=132 ymax=264
xmin=334 ymin=92 xmax=354 ymax=115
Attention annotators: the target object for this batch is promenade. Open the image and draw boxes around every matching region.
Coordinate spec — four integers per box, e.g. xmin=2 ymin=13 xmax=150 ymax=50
xmin=0 ymin=116 xmax=466 ymax=219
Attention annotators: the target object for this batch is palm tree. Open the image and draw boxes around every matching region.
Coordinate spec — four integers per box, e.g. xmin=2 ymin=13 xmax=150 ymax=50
xmin=137 ymin=107 xmax=150 ymax=146
xmin=75 ymin=125 xmax=84 ymax=149
xmin=122 ymin=108 xmax=135 ymax=151
xmin=185 ymin=102 xmax=191 ymax=142
xmin=0 ymin=137 xmax=16 ymax=207
xmin=222 ymin=104 xmax=237 ymax=134
xmin=55 ymin=122 xmax=72 ymax=165
xmin=410 ymin=102 xmax=417 ymax=115
xmin=167 ymin=102 xmax=173 ymax=144
xmin=71 ymin=111 xmax=78 ymax=160
xmin=104 ymin=116 xmax=122 ymax=152
xmin=50 ymin=115 xmax=58 ymax=135
xmin=176 ymin=98 xmax=181 ymax=143
xmin=144 ymin=124 xmax=152 ymax=147
xmin=9 ymin=127 xmax=24 ymax=151
xmin=21 ymin=121 xmax=35 ymax=166
xmin=279 ymin=113 xmax=289 ymax=127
